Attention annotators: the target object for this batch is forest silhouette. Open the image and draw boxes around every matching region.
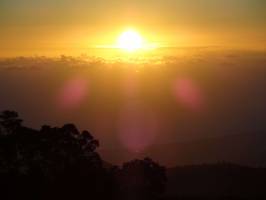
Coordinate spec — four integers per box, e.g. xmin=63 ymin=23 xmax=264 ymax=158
xmin=0 ymin=110 xmax=265 ymax=200
xmin=0 ymin=110 xmax=166 ymax=200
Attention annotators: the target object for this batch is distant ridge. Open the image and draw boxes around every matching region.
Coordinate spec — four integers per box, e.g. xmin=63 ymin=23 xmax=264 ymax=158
xmin=101 ymin=131 xmax=266 ymax=167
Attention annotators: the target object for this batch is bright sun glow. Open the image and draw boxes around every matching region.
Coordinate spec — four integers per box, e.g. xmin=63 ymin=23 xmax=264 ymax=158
xmin=117 ymin=29 xmax=144 ymax=52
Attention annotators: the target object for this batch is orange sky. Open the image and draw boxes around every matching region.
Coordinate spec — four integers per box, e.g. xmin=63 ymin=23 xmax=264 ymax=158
xmin=0 ymin=0 xmax=265 ymax=57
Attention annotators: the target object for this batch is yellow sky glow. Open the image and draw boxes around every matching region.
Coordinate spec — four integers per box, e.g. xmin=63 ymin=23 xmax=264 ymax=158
xmin=0 ymin=0 xmax=265 ymax=57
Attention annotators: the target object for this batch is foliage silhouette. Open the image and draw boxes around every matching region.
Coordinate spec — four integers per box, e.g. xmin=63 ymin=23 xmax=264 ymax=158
xmin=0 ymin=110 xmax=22 ymax=135
xmin=1 ymin=110 xmax=265 ymax=200
xmin=0 ymin=110 xmax=167 ymax=200
xmin=114 ymin=158 xmax=167 ymax=200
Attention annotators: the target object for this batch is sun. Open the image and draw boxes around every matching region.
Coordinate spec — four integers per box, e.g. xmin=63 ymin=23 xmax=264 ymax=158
xmin=117 ymin=29 xmax=144 ymax=52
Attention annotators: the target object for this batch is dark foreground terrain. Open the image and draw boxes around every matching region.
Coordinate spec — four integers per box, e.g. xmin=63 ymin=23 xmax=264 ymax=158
xmin=0 ymin=110 xmax=265 ymax=200
xmin=165 ymin=164 xmax=266 ymax=200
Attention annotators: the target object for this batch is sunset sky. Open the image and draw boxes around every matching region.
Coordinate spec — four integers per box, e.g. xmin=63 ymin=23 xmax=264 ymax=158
xmin=1 ymin=0 xmax=266 ymax=57
xmin=0 ymin=0 xmax=266 ymax=166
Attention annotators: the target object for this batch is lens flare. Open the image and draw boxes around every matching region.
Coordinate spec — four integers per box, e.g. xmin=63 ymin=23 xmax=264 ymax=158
xmin=117 ymin=104 xmax=158 ymax=153
xmin=57 ymin=77 xmax=88 ymax=110
xmin=173 ymin=78 xmax=205 ymax=111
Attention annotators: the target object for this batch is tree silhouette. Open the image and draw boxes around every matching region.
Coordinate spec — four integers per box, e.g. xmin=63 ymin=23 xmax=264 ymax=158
xmin=116 ymin=157 xmax=167 ymax=200
xmin=0 ymin=110 xmax=22 ymax=135
xmin=0 ymin=111 xmax=109 ymax=200
xmin=0 ymin=110 xmax=167 ymax=200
